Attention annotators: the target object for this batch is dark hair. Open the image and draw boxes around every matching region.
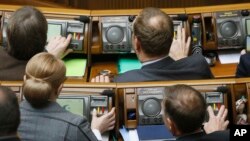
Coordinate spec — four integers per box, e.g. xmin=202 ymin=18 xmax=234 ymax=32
xmin=163 ymin=85 xmax=206 ymax=134
xmin=23 ymin=52 xmax=66 ymax=108
xmin=133 ymin=7 xmax=173 ymax=57
xmin=7 ymin=6 xmax=47 ymax=60
xmin=0 ymin=86 xmax=20 ymax=136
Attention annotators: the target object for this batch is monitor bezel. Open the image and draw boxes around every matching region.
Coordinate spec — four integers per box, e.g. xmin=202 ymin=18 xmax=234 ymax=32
xmin=57 ymin=95 xmax=90 ymax=120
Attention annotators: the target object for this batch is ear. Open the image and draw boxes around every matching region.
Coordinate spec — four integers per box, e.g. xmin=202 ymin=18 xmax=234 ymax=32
xmin=165 ymin=117 xmax=178 ymax=136
xmin=134 ymin=36 xmax=142 ymax=53
xmin=23 ymin=75 xmax=26 ymax=81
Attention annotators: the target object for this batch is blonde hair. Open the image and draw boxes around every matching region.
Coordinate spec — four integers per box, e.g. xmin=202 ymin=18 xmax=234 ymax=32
xmin=23 ymin=52 xmax=66 ymax=108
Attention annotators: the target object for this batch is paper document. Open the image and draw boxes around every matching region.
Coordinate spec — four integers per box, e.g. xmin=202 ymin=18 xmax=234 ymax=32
xmin=63 ymin=58 xmax=87 ymax=77
xmin=119 ymin=126 xmax=139 ymax=141
xmin=118 ymin=57 xmax=141 ymax=74
xmin=218 ymin=50 xmax=241 ymax=64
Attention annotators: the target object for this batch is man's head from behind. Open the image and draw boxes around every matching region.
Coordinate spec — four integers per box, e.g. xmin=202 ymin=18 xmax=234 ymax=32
xmin=7 ymin=6 xmax=47 ymax=60
xmin=0 ymin=86 xmax=20 ymax=136
xmin=133 ymin=7 xmax=173 ymax=59
xmin=163 ymin=85 xmax=206 ymax=136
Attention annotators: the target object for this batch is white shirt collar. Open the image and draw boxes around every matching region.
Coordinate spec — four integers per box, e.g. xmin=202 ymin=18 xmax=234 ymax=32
xmin=141 ymin=55 xmax=169 ymax=67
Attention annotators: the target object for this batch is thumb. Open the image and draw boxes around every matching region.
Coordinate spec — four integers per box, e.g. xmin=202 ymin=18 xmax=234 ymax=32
xmin=61 ymin=49 xmax=73 ymax=59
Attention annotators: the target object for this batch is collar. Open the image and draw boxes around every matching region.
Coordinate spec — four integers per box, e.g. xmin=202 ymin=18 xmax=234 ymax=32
xmin=142 ymin=55 xmax=169 ymax=67
xmin=176 ymin=130 xmax=204 ymax=140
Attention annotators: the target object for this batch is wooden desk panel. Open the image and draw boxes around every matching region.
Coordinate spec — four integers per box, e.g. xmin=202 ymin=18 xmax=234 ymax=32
xmin=90 ymin=62 xmax=118 ymax=81
xmin=210 ymin=61 xmax=237 ymax=78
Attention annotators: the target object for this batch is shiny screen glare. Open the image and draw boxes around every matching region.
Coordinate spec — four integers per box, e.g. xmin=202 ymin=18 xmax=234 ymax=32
xmin=247 ymin=19 xmax=250 ymax=35
xmin=47 ymin=24 xmax=62 ymax=42
xmin=57 ymin=98 xmax=84 ymax=116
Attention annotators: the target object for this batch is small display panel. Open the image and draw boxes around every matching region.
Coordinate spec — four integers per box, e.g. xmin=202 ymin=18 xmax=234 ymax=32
xmin=57 ymin=98 xmax=85 ymax=117
xmin=247 ymin=19 xmax=250 ymax=35
xmin=47 ymin=23 xmax=62 ymax=42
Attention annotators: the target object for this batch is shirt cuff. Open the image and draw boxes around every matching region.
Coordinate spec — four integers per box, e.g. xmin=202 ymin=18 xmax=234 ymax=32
xmin=92 ymin=129 xmax=102 ymax=141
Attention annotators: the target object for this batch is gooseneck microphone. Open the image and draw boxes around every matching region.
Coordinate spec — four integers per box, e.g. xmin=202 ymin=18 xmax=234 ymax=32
xmin=74 ymin=15 xmax=90 ymax=23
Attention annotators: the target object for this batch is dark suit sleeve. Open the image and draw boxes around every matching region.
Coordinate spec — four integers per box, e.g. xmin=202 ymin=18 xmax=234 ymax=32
xmin=236 ymin=54 xmax=250 ymax=78
xmin=76 ymin=119 xmax=98 ymax=141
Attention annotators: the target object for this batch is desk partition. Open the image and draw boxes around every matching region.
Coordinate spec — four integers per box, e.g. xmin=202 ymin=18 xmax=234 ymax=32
xmin=1 ymin=78 xmax=250 ymax=140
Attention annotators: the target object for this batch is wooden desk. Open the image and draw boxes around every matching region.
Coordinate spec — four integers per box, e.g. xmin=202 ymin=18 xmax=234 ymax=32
xmin=210 ymin=61 xmax=237 ymax=78
xmin=90 ymin=61 xmax=118 ymax=81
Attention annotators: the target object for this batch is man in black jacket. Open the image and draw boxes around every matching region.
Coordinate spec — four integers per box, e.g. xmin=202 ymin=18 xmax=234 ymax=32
xmin=163 ymin=84 xmax=229 ymax=141
xmin=92 ymin=7 xmax=213 ymax=83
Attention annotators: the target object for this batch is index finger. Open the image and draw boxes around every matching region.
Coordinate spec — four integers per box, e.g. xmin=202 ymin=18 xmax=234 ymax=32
xmin=217 ymin=105 xmax=225 ymax=118
xmin=207 ymin=106 xmax=215 ymax=118
xmin=177 ymin=26 xmax=182 ymax=40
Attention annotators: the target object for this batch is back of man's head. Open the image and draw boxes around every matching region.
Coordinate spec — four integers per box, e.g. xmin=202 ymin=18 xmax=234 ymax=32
xmin=7 ymin=6 xmax=47 ymax=60
xmin=0 ymin=86 xmax=20 ymax=136
xmin=163 ymin=84 xmax=206 ymax=134
xmin=133 ymin=7 xmax=173 ymax=57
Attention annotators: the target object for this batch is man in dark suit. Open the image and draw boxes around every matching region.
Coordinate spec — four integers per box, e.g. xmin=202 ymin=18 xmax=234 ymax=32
xmin=0 ymin=86 xmax=21 ymax=141
xmin=236 ymin=50 xmax=250 ymax=77
xmin=163 ymin=85 xmax=229 ymax=141
xmin=92 ymin=7 xmax=213 ymax=83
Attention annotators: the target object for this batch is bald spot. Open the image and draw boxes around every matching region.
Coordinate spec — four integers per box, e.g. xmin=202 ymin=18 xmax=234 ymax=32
xmin=148 ymin=15 xmax=168 ymax=31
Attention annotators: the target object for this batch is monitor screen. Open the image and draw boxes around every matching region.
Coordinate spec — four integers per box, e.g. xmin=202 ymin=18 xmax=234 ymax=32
xmin=57 ymin=98 xmax=85 ymax=117
xmin=247 ymin=19 xmax=250 ymax=35
xmin=47 ymin=23 xmax=62 ymax=42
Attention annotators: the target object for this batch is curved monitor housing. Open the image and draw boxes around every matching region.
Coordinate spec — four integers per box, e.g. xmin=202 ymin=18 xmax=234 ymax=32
xmin=137 ymin=87 xmax=165 ymax=125
xmin=101 ymin=16 xmax=133 ymax=53
xmin=216 ymin=11 xmax=245 ymax=49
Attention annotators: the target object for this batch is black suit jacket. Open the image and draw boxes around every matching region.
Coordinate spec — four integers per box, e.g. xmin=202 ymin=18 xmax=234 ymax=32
xmin=236 ymin=53 xmax=250 ymax=77
xmin=0 ymin=47 xmax=27 ymax=80
xmin=114 ymin=54 xmax=213 ymax=82
xmin=177 ymin=130 xmax=229 ymax=141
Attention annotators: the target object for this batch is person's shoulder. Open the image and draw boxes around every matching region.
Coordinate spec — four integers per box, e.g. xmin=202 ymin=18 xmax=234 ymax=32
xmin=240 ymin=53 xmax=250 ymax=61
xmin=20 ymin=101 xmax=88 ymax=127
xmin=199 ymin=130 xmax=229 ymax=141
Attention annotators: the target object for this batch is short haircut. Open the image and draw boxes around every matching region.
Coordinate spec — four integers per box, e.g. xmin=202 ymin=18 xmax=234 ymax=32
xmin=0 ymin=86 xmax=20 ymax=136
xmin=133 ymin=7 xmax=173 ymax=57
xmin=163 ymin=85 xmax=206 ymax=134
xmin=23 ymin=52 xmax=66 ymax=108
xmin=7 ymin=6 xmax=47 ymax=60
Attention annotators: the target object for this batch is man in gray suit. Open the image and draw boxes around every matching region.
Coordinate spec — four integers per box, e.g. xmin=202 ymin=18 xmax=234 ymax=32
xmin=92 ymin=7 xmax=213 ymax=83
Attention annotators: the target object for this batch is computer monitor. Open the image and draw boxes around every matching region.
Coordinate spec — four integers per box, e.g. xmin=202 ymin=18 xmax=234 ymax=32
xmin=47 ymin=23 xmax=62 ymax=42
xmin=57 ymin=96 xmax=89 ymax=118
xmin=246 ymin=19 xmax=250 ymax=35
xmin=46 ymin=20 xmax=67 ymax=42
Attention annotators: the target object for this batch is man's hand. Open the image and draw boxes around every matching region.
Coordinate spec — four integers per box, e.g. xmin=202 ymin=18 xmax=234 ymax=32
xmin=203 ymin=105 xmax=229 ymax=134
xmin=91 ymin=75 xmax=110 ymax=83
xmin=46 ymin=34 xmax=73 ymax=59
xmin=169 ymin=26 xmax=191 ymax=61
xmin=91 ymin=107 xmax=116 ymax=133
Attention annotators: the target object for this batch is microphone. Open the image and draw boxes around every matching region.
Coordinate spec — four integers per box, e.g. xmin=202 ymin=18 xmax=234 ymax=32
xmin=216 ymin=86 xmax=228 ymax=93
xmin=172 ymin=14 xmax=188 ymax=21
xmin=100 ymin=90 xmax=115 ymax=97
xmin=74 ymin=16 xmax=90 ymax=23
